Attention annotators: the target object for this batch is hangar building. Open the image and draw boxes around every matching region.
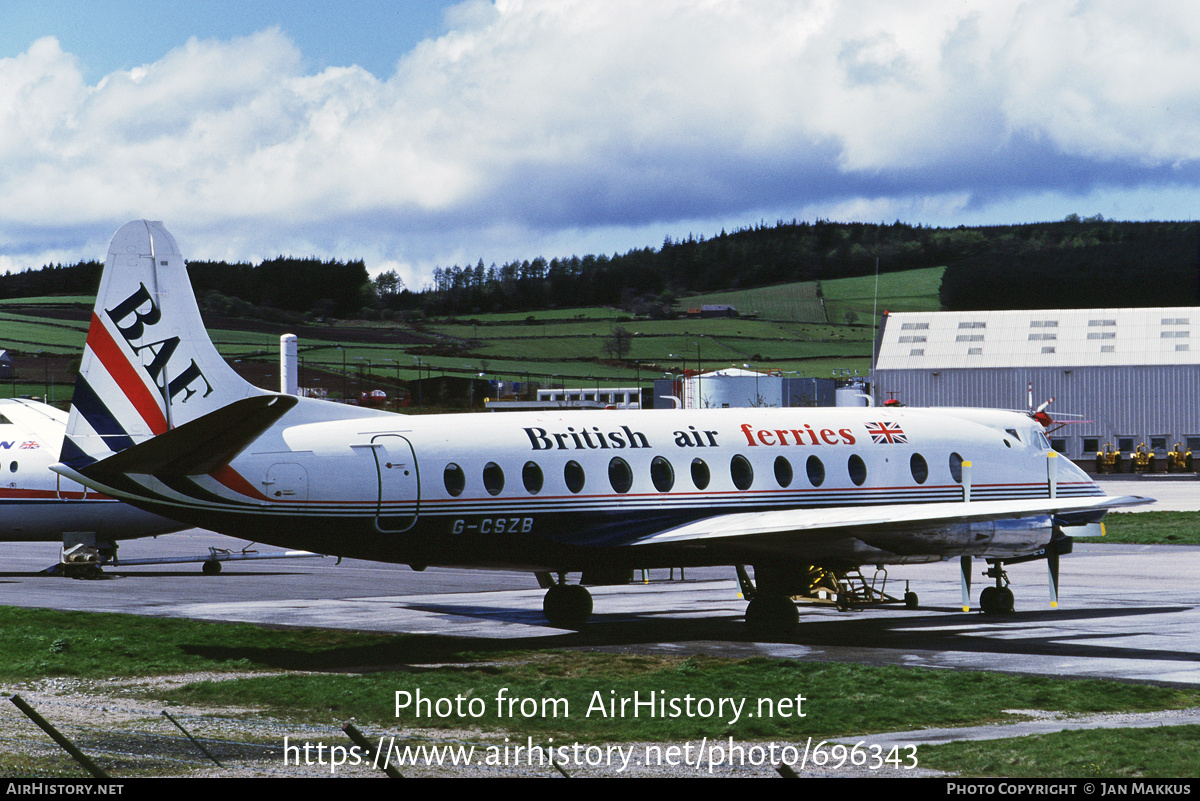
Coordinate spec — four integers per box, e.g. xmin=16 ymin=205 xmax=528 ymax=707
xmin=872 ymin=307 xmax=1200 ymax=462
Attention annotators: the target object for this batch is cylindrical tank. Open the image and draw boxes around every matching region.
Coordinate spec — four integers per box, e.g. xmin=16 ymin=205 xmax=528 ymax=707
xmin=280 ymin=334 xmax=298 ymax=395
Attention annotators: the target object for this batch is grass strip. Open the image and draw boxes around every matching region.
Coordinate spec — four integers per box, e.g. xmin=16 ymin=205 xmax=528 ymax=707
xmin=920 ymin=725 xmax=1200 ymax=778
xmin=1079 ymin=511 xmax=1200 ymax=545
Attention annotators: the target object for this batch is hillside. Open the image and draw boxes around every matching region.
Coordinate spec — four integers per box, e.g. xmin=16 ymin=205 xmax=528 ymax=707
xmin=0 ymin=262 xmax=943 ymax=407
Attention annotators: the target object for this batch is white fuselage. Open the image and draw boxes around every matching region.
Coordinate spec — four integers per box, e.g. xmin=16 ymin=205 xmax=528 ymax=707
xmin=112 ymin=402 xmax=1098 ymax=571
xmin=0 ymin=399 xmax=182 ymax=541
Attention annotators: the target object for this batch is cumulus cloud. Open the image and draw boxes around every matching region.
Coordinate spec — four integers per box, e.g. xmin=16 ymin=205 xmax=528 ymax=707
xmin=1 ymin=0 xmax=1199 ymax=280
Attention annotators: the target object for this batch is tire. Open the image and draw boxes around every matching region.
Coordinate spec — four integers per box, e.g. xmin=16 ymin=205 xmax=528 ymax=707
xmin=543 ymin=583 xmax=593 ymax=629
xmin=745 ymin=595 xmax=799 ymax=637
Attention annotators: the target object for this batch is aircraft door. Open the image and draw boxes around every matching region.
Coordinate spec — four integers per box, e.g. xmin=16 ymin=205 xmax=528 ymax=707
xmin=264 ymin=463 xmax=309 ymax=504
xmin=371 ymin=434 xmax=419 ymax=533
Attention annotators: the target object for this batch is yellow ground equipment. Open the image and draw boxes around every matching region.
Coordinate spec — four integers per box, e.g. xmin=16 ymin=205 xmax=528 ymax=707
xmin=1130 ymin=442 xmax=1156 ymax=473
xmin=1095 ymin=443 xmax=1121 ymax=473
xmin=1166 ymin=443 xmax=1194 ymax=473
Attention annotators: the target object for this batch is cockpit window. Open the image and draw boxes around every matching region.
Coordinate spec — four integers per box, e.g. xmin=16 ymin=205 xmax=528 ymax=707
xmin=1006 ymin=428 xmax=1020 ymax=441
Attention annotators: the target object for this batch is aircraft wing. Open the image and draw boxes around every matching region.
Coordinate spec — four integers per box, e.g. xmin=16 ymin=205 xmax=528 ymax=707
xmin=629 ymin=495 xmax=1153 ymax=546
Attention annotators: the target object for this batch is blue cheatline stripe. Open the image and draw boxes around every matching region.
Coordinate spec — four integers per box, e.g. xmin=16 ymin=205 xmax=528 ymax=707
xmin=69 ymin=377 xmax=136 ymax=454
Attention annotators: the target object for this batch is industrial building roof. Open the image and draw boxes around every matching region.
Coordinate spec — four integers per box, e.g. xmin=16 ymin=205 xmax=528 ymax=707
xmin=875 ymin=308 xmax=1200 ymax=369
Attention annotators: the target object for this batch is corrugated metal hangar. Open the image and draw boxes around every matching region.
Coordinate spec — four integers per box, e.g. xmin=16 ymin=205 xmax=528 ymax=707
xmin=872 ymin=307 xmax=1200 ymax=466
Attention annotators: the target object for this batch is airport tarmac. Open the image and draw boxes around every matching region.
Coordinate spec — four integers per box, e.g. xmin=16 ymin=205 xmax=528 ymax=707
xmin=1 ymin=475 xmax=1198 ymax=687
xmin=1097 ymin=474 xmax=1200 ymax=511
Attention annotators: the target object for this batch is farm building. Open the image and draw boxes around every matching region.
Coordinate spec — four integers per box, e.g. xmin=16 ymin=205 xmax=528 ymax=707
xmin=684 ymin=304 xmax=738 ymax=318
xmin=872 ymin=308 xmax=1200 ymax=464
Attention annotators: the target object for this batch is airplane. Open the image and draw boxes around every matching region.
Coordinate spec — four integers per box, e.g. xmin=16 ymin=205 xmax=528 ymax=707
xmin=0 ymin=395 xmax=319 ymax=574
xmin=0 ymin=396 xmax=185 ymax=565
xmin=53 ymin=220 xmax=1151 ymax=632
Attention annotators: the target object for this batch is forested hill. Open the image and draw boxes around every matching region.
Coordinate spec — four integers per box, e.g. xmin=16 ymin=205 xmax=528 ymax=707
xmin=1 ymin=218 xmax=1196 ymax=317
xmin=415 ymin=218 xmax=1200 ymax=315
xmin=937 ymin=220 xmax=1200 ymax=309
xmin=0 ymin=256 xmax=370 ymax=320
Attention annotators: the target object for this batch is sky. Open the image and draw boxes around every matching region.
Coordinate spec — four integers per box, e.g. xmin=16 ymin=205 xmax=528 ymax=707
xmin=3 ymin=0 xmax=1200 ymax=291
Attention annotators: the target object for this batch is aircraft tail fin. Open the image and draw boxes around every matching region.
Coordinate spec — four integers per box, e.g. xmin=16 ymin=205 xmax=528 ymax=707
xmin=62 ymin=220 xmax=266 ymax=471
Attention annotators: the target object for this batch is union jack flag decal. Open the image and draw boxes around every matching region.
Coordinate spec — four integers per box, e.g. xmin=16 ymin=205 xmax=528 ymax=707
xmin=866 ymin=421 xmax=907 ymax=444
xmin=19 ymin=441 xmax=39 ymax=449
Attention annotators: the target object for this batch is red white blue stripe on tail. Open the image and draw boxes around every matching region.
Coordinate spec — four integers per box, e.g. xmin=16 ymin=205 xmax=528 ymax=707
xmin=61 ymin=220 xmax=265 ymax=471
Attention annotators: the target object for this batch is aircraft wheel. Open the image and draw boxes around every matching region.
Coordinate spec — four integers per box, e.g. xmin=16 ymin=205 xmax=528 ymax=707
xmin=543 ymin=583 xmax=592 ymax=629
xmin=904 ymin=591 xmax=919 ymax=609
xmin=745 ymin=594 xmax=799 ymax=637
xmin=980 ymin=586 xmax=1013 ymax=614
xmin=202 ymin=560 xmax=222 ymax=576
xmin=980 ymin=586 xmax=999 ymax=613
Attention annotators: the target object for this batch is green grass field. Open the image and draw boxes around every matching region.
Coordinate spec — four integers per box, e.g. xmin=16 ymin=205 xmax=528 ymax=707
xmin=680 ymin=266 xmax=945 ymax=325
xmin=1 ymin=597 xmax=1197 ymax=777
xmin=1078 ymin=511 xmax=1200 ymax=545
xmin=0 ymin=266 xmax=942 ymax=403
xmin=680 ymin=282 xmax=825 ymax=322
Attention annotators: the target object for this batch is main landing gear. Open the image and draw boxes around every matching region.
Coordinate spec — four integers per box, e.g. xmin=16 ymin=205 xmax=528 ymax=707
xmin=737 ymin=564 xmax=918 ymax=637
xmin=540 ymin=574 xmax=593 ymax=629
xmin=744 ymin=592 xmax=800 ymax=637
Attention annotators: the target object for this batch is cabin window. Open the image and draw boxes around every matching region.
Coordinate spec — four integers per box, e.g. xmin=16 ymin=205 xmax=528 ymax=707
xmin=650 ymin=456 xmax=674 ymax=492
xmin=730 ymin=455 xmax=754 ymax=490
xmin=806 ymin=455 xmax=825 ymax=487
xmin=609 ymin=457 xmax=633 ymax=494
xmin=847 ymin=454 xmax=867 ymax=486
xmin=443 ymin=463 xmax=465 ymax=497
xmin=774 ymin=456 xmax=793 ymax=488
xmin=522 ymin=461 xmax=543 ymax=494
xmin=8 ymin=461 xmax=17 ymax=473
xmin=691 ymin=458 xmax=710 ymax=490
xmin=564 ymin=461 xmax=585 ymax=494
xmin=910 ymin=453 xmax=928 ymax=484
xmin=949 ymin=452 xmax=964 ymax=483
xmin=482 ymin=462 xmax=505 ymax=496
